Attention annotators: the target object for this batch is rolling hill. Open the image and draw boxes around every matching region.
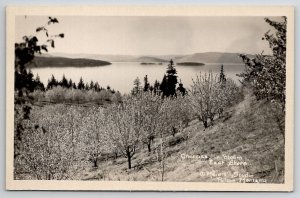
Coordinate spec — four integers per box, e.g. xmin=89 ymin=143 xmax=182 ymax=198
xmin=174 ymin=52 xmax=249 ymax=64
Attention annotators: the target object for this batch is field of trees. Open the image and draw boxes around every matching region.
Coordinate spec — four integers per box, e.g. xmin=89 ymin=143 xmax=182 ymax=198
xmin=15 ymin=73 xmax=242 ymax=180
xmin=13 ymin=16 xmax=286 ymax=182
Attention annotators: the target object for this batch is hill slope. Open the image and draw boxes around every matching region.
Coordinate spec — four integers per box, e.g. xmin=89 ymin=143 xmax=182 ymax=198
xmin=75 ymin=89 xmax=285 ymax=183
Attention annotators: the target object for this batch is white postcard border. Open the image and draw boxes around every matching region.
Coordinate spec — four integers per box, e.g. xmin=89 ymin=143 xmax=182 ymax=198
xmin=6 ymin=5 xmax=294 ymax=191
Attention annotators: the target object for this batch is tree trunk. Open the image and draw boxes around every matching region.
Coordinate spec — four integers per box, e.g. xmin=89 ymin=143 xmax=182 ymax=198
xmin=93 ymin=158 xmax=98 ymax=168
xmin=172 ymin=127 xmax=176 ymax=137
xmin=127 ymin=151 xmax=132 ymax=169
xmin=161 ymin=161 xmax=165 ymax=181
xmin=203 ymin=120 xmax=208 ymax=128
xmin=47 ymin=173 xmax=52 ymax=180
xmin=147 ymin=142 xmax=151 ymax=153
xmin=147 ymin=136 xmax=154 ymax=153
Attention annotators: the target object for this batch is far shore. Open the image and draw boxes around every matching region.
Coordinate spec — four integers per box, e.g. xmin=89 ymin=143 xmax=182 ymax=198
xmin=176 ymin=62 xmax=205 ymax=66
xmin=28 ymin=56 xmax=111 ymax=68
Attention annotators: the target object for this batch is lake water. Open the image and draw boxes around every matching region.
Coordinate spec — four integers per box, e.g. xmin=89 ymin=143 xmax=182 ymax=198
xmin=31 ymin=62 xmax=245 ymax=94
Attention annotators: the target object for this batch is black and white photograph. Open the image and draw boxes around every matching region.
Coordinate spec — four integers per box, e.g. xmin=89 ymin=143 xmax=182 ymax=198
xmin=6 ymin=6 xmax=294 ymax=191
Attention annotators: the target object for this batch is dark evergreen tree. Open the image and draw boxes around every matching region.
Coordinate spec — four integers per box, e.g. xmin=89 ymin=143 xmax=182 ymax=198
xmin=46 ymin=79 xmax=51 ymax=90
xmin=160 ymin=59 xmax=178 ymax=97
xmin=85 ymin=83 xmax=90 ymax=90
xmin=77 ymin=77 xmax=85 ymax=90
xmin=89 ymin=80 xmax=94 ymax=90
xmin=72 ymin=82 xmax=77 ymax=89
xmin=219 ymin=64 xmax=226 ymax=83
xmin=166 ymin=59 xmax=178 ymax=96
xmin=15 ymin=69 xmax=40 ymax=94
xmin=143 ymin=75 xmax=150 ymax=92
xmin=59 ymin=74 xmax=69 ymax=88
xmin=153 ymin=80 xmax=160 ymax=95
xmin=94 ymin=82 xmax=100 ymax=92
xmin=68 ymin=79 xmax=73 ymax=89
xmin=26 ymin=70 xmax=36 ymax=92
xmin=47 ymin=75 xmax=58 ymax=90
xmin=34 ymin=74 xmax=45 ymax=91
xmin=159 ymin=75 xmax=167 ymax=96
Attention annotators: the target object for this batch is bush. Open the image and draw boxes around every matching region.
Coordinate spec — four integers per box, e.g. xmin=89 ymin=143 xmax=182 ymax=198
xmin=45 ymin=86 xmax=66 ymax=103
xmin=31 ymin=90 xmax=45 ymax=102
xmin=99 ymin=89 xmax=112 ymax=102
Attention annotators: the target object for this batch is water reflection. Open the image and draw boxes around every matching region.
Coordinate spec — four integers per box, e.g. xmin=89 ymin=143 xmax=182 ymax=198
xmin=31 ymin=62 xmax=245 ymax=94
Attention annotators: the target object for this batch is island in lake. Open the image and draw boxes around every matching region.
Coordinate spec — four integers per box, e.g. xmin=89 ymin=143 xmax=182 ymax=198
xmin=28 ymin=56 xmax=111 ymax=68
xmin=176 ymin=62 xmax=205 ymax=66
xmin=140 ymin=62 xmax=163 ymax=65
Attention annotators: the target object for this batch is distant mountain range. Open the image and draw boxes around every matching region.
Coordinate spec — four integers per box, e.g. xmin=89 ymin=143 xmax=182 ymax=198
xmin=36 ymin=52 xmax=253 ymax=66
xmin=173 ymin=52 xmax=252 ymax=64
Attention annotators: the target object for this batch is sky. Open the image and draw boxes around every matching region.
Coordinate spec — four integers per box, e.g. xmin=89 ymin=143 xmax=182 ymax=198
xmin=15 ymin=15 xmax=278 ymax=55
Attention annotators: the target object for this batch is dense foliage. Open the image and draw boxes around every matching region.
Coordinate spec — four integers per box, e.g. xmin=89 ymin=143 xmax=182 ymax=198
xmin=238 ymin=17 xmax=287 ymax=110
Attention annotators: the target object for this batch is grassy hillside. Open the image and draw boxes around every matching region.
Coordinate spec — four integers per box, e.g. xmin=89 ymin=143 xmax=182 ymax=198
xmin=28 ymin=56 xmax=111 ymax=68
xmin=74 ymin=89 xmax=284 ymax=182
